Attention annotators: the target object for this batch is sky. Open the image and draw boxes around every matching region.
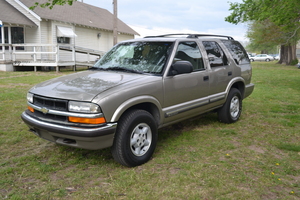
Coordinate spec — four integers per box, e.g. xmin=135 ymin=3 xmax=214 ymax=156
xmin=82 ymin=0 xmax=248 ymax=43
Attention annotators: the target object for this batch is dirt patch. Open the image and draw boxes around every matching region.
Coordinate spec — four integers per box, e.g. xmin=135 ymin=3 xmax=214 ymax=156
xmin=248 ymin=145 xmax=266 ymax=154
xmin=169 ymin=167 xmax=181 ymax=174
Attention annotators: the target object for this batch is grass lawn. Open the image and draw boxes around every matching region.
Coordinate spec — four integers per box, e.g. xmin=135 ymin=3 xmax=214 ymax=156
xmin=0 ymin=62 xmax=299 ymax=199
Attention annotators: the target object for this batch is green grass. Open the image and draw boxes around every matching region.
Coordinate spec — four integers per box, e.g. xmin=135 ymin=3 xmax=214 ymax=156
xmin=0 ymin=62 xmax=299 ymax=199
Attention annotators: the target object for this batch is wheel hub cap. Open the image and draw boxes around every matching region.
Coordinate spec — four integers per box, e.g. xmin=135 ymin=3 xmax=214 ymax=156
xmin=130 ymin=123 xmax=152 ymax=156
xmin=230 ymin=96 xmax=240 ymax=118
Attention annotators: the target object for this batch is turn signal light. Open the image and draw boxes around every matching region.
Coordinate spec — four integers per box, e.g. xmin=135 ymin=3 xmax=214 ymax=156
xmin=28 ymin=106 xmax=34 ymax=113
xmin=68 ymin=116 xmax=106 ymax=124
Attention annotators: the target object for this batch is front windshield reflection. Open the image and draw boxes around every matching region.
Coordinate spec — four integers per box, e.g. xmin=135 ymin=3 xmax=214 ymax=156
xmin=94 ymin=42 xmax=173 ymax=74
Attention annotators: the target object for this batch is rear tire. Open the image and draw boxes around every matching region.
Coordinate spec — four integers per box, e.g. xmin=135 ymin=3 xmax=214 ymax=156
xmin=218 ymin=88 xmax=242 ymax=123
xmin=112 ymin=109 xmax=157 ymax=167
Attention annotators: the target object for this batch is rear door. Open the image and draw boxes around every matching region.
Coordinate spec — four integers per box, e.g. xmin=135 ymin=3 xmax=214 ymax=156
xmin=201 ymin=41 xmax=233 ymax=98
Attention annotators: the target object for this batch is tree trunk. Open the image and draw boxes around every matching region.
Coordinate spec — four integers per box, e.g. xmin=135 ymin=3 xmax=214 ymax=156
xmin=278 ymin=43 xmax=297 ymax=65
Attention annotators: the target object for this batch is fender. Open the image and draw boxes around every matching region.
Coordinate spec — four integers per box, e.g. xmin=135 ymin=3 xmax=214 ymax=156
xmin=110 ymin=95 xmax=163 ymax=124
xmin=224 ymin=77 xmax=245 ymax=98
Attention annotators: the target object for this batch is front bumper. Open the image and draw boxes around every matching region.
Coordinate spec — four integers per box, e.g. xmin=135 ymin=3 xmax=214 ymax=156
xmin=21 ymin=111 xmax=117 ymax=150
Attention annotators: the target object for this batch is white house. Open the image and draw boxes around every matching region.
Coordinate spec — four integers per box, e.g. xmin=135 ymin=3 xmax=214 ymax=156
xmin=0 ymin=0 xmax=139 ymax=71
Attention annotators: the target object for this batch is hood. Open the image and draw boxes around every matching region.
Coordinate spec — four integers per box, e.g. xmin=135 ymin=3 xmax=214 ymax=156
xmin=29 ymin=70 xmax=144 ymax=101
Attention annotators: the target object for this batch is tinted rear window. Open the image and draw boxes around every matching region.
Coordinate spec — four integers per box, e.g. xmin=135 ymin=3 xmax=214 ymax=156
xmin=222 ymin=40 xmax=250 ymax=65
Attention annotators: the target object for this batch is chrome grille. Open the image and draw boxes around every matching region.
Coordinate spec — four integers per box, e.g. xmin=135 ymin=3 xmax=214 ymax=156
xmin=33 ymin=95 xmax=68 ymax=111
xmin=33 ymin=110 xmax=67 ymax=122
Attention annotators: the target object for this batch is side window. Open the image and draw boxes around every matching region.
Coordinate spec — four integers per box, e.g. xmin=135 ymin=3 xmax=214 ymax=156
xmin=202 ymin=41 xmax=228 ymax=67
xmin=222 ymin=40 xmax=250 ymax=65
xmin=173 ymin=41 xmax=205 ymax=71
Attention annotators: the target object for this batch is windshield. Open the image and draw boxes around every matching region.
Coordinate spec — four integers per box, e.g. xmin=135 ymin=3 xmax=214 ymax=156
xmin=94 ymin=41 xmax=173 ymax=74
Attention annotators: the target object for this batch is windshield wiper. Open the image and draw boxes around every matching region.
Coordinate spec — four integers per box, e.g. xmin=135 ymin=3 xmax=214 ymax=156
xmin=89 ymin=66 xmax=143 ymax=74
xmin=88 ymin=66 xmax=105 ymax=70
xmin=106 ymin=67 xmax=143 ymax=74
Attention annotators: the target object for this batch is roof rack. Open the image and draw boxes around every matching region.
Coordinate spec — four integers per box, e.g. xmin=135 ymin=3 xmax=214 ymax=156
xmin=144 ymin=33 xmax=234 ymax=40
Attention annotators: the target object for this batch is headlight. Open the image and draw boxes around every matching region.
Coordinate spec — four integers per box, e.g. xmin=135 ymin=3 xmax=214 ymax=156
xmin=68 ymin=101 xmax=101 ymax=113
xmin=27 ymin=93 xmax=33 ymax=103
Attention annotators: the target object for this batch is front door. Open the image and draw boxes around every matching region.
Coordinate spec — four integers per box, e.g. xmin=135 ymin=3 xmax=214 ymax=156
xmin=163 ymin=41 xmax=210 ymax=123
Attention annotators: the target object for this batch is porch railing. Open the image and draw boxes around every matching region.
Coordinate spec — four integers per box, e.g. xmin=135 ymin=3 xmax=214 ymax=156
xmin=0 ymin=44 xmax=13 ymax=61
xmin=0 ymin=43 xmax=105 ymax=72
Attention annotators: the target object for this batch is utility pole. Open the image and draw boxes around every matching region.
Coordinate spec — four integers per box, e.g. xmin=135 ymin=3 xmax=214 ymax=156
xmin=113 ymin=0 xmax=118 ymax=45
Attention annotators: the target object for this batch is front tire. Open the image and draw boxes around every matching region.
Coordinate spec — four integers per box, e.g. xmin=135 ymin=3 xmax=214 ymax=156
xmin=112 ymin=109 xmax=158 ymax=167
xmin=218 ymin=88 xmax=242 ymax=123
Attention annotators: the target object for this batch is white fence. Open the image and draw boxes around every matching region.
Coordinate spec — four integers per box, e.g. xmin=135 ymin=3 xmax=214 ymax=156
xmin=0 ymin=43 xmax=105 ymax=72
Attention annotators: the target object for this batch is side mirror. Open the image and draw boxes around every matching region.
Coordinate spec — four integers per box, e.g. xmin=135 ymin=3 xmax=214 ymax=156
xmin=169 ymin=61 xmax=193 ymax=76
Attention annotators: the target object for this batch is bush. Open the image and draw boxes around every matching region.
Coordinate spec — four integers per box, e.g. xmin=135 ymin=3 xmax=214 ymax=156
xmin=289 ymin=59 xmax=299 ymax=65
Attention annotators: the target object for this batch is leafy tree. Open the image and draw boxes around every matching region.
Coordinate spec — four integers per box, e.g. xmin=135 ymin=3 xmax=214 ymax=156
xmin=246 ymin=20 xmax=279 ymax=54
xmin=31 ymin=0 xmax=76 ymax=10
xmin=226 ymin=0 xmax=300 ymax=65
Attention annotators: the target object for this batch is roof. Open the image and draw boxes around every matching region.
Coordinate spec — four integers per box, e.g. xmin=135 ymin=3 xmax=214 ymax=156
xmin=19 ymin=0 xmax=139 ymax=36
xmin=0 ymin=1 xmax=37 ymax=26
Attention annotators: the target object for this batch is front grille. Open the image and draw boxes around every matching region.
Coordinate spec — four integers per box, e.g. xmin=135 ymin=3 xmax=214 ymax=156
xmin=33 ymin=95 xmax=68 ymax=111
xmin=31 ymin=95 xmax=68 ymax=124
xmin=34 ymin=110 xmax=68 ymax=122
xmin=29 ymin=95 xmax=104 ymax=128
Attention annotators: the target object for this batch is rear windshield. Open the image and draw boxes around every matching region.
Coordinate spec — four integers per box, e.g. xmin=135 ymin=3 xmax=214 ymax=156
xmin=222 ymin=40 xmax=250 ymax=65
xmin=94 ymin=42 xmax=173 ymax=74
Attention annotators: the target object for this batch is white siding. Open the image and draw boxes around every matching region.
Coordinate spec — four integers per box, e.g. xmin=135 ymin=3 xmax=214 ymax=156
xmin=118 ymin=34 xmax=134 ymax=43
xmin=75 ymin=27 xmax=135 ymax=52
xmin=40 ymin=21 xmax=51 ymax=44
xmin=75 ymin=27 xmax=112 ymax=51
xmin=24 ymin=27 xmax=39 ymax=43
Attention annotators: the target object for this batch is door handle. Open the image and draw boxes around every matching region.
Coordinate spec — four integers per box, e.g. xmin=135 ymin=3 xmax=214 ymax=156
xmin=203 ymin=76 xmax=209 ymax=81
xmin=228 ymin=71 xmax=232 ymax=76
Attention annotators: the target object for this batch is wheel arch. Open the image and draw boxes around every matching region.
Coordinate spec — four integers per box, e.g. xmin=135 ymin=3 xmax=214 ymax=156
xmin=226 ymin=78 xmax=246 ymax=99
xmin=110 ymin=96 xmax=162 ymax=126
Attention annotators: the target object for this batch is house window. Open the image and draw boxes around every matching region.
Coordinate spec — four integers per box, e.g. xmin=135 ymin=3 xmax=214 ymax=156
xmin=12 ymin=27 xmax=24 ymax=50
xmin=57 ymin=37 xmax=70 ymax=44
xmin=0 ymin=27 xmax=24 ymax=50
xmin=0 ymin=27 xmax=9 ymax=50
xmin=11 ymin=27 xmax=24 ymax=44
xmin=4 ymin=27 xmax=8 ymax=44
